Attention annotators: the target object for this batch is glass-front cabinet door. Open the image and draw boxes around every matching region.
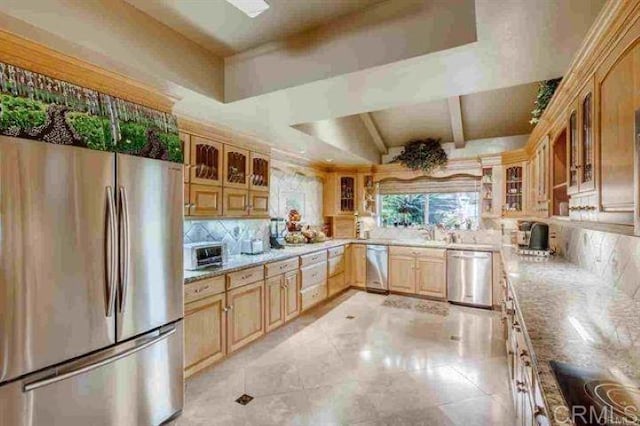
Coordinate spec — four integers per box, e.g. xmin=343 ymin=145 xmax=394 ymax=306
xmin=190 ymin=136 xmax=222 ymax=186
xmin=338 ymin=175 xmax=356 ymax=214
xmin=223 ymin=145 xmax=249 ymax=189
xmin=567 ymin=108 xmax=579 ymax=194
xmin=504 ymin=165 xmax=523 ymax=214
xmin=579 ymin=85 xmax=595 ymax=192
xmin=250 ymin=152 xmax=270 ymax=192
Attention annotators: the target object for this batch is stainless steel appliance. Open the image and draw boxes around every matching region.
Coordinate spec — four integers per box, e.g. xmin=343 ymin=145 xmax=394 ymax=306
xmin=365 ymin=245 xmax=388 ymax=294
xmin=0 ymin=136 xmax=184 ymax=426
xmin=184 ymin=241 xmax=227 ymax=270
xmin=447 ymin=250 xmax=492 ymax=308
xmin=241 ymin=238 xmax=264 ymax=255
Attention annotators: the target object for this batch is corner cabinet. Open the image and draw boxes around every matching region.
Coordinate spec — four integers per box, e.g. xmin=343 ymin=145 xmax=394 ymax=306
xmin=324 ymin=172 xmax=357 ymax=216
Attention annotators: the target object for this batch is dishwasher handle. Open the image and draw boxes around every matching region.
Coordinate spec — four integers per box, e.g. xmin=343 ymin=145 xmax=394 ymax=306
xmin=449 ymin=251 xmax=491 ymax=259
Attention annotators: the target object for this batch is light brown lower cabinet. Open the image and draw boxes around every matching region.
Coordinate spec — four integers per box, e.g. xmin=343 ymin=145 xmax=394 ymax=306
xmin=265 ymin=275 xmax=285 ymax=332
xmin=389 ymin=251 xmax=416 ymax=293
xmin=283 ymin=271 xmax=301 ymax=322
xmin=351 ymin=245 xmax=367 ymax=288
xmin=415 ymin=255 xmax=446 ymax=299
xmin=328 ymin=272 xmax=346 ymax=296
xmin=226 ymin=280 xmax=265 ymax=354
xmin=389 ymin=247 xmax=446 ymax=299
xmin=184 ymin=292 xmax=226 ymax=378
xmin=265 ymin=270 xmax=300 ymax=332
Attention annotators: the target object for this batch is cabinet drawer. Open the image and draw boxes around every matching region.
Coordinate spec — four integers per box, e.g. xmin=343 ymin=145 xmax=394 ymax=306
xmin=301 ymin=283 xmax=327 ymax=311
xmin=328 ymin=255 xmax=345 ymax=277
xmin=184 ymin=276 xmax=225 ymax=303
xmin=265 ymin=257 xmax=299 ymax=278
xmin=328 ymin=245 xmax=345 ymax=258
xmin=227 ymin=266 xmax=265 ymax=290
xmin=390 ymin=246 xmax=445 ymax=258
xmin=300 ymin=250 xmax=328 ymax=267
xmin=300 ymin=261 xmax=327 ymax=289
xmin=328 ymin=273 xmax=346 ymax=296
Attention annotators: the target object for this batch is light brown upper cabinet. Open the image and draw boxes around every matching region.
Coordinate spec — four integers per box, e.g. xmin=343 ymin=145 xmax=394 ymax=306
xmin=223 ymin=188 xmax=249 ymax=216
xmin=596 ymin=33 xmax=640 ymax=218
xmin=568 ymin=78 xmax=596 ymax=196
xmin=250 ymin=152 xmax=270 ymax=192
xmin=223 ymin=145 xmax=249 ymax=189
xmin=190 ymin=136 xmax=223 ymax=187
xmin=567 ymin=107 xmax=580 ymax=194
xmin=180 ymin=132 xmax=191 ymax=184
xmin=503 ymin=163 xmax=525 ymax=216
xmin=249 ymin=191 xmax=269 ymax=217
xmin=190 ymin=184 xmax=222 ymax=217
xmin=324 ymin=173 xmax=358 ymax=216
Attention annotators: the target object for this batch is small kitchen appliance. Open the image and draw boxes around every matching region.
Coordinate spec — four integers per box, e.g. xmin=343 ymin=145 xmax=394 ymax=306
xmin=528 ymin=222 xmax=549 ymax=250
xmin=241 ymin=238 xmax=264 ymax=255
xmin=269 ymin=217 xmax=286 ymax=249
xmin=183 ymin=241 xmax=227 ymax=270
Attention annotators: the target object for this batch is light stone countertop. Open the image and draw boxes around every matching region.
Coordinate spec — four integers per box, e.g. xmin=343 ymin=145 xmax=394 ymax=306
xmin=184 ymin=238 xmax=500 ymax=284
xmin=501 ymin=246 xmax=640 ymax=425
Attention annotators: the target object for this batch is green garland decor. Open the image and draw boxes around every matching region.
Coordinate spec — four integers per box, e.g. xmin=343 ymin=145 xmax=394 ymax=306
xmin=393 ymin=138 xmax=448 ymax=173
xmin=530 ymin=77 xmax=562 ymax=125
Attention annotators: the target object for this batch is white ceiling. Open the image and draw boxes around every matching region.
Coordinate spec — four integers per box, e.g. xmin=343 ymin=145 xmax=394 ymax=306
xmin=124 ymin=0 xmax=385 ymax=56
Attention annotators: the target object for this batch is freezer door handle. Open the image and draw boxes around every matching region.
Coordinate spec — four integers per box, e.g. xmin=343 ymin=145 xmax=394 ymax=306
xmin=106 ymin=186 xmax=118 ymax=317
xmin=23 ymin=325 xmax=177 ymax=392
xmin=118 ymin=186 xmax=130 ymax=313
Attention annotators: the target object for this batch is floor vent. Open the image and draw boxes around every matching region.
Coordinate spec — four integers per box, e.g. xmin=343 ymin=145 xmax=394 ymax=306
xmin=235 ymin=394 xmax=254 ymax=405
xmin=346 ymin=315 xmax=355 ymax=319
xmin=450 ymin=335 xmax=461 ymax=341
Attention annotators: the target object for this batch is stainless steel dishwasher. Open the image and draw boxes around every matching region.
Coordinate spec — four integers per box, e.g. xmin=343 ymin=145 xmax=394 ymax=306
xmin=365 ymin=245 xmax=389 ymax=294
xmin=447 ymin=250 xmax=492 ymax=308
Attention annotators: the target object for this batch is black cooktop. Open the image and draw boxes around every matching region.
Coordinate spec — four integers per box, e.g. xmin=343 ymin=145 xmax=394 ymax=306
xmin=550 ymin=361 xmax=640 ymax=425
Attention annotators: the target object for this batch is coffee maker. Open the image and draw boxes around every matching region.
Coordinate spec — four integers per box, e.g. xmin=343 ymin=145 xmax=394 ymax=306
xmin=516 ymin=221 xmax=549 ymax=252
xmin=269 ymin=217 xmax=286 ymax=249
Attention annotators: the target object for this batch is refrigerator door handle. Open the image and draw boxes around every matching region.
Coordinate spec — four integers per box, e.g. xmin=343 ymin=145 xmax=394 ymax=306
xmin=23 ymin=324 xmax=177 ymax=392
xmin=106 ymin=186 xmax=118 ymax=317
xmin=118 ymin=186 xmax=130 ymax=313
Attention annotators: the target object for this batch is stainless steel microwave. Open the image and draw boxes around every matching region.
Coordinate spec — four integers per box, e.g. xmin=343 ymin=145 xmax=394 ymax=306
xmin=183 ymin=242 xmax=227 ymax=270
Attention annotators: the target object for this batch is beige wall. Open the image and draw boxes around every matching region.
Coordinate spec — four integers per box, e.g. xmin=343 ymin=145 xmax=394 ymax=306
xmin=0 ymin=0 xmax=223 ymax=101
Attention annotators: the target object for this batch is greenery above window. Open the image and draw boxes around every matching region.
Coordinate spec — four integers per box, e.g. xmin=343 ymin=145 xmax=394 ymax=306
xmin=530 ymin=78 xmax=562 ymax=125
xmin=393 ymin=138 xmax=448 ymax=173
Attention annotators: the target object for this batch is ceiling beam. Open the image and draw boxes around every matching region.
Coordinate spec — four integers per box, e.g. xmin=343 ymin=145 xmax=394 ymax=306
xmin=359 ymin=113 xmax=388 ymax=154
xmin=448 ymin=96 xmax=465 ymax=148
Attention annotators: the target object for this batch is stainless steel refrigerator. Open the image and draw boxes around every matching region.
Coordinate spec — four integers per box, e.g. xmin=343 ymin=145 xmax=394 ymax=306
xmin=0 ymin=136 xmax=184 ymax=426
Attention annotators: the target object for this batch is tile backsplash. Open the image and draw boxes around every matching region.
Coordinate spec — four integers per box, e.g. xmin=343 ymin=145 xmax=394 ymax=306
xmin=550 ymin=223 xmax=640 ymax=300
xmin=183 ymin=165 xmax=324 ymax=256
xmin=269 ymin=167 xmax=323 ymax=226
xmin=184 ymin=219 xmax=270 ymax=256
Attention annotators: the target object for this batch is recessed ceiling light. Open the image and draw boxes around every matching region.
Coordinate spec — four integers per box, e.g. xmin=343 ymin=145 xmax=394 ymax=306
xmin=326 ymin=158 xmax=334 ymax=162
xmin=225 ymin=0 xmax=269 ymax=18
xmin=299 ymin=150 xmax=306 ymax=154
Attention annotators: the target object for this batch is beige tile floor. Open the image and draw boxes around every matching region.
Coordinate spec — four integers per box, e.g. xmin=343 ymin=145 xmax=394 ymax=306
xmin=176 ymin=290 xmax=515 ymax=426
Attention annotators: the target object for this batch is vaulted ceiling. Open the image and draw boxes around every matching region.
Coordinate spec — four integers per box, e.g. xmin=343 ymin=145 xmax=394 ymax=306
xmin=0 ymin=0 xmax=607 ymax=165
